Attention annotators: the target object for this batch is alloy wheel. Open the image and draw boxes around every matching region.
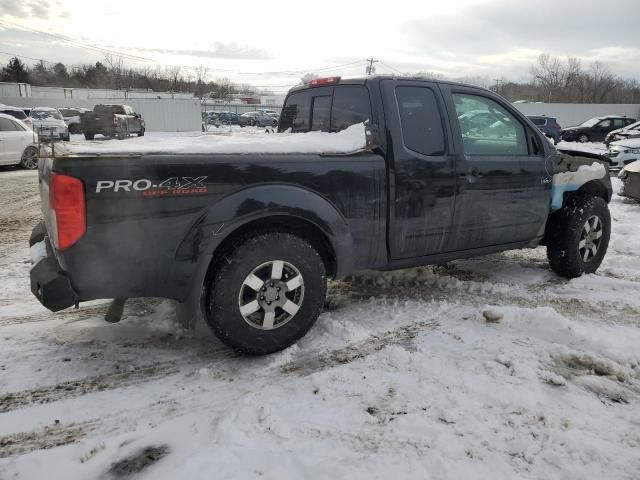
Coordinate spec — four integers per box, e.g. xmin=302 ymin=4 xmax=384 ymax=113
xmin=579 ymin=215 xmax=603 ymax=262
xmin=238 ymin=260 xmax=305 ymax=330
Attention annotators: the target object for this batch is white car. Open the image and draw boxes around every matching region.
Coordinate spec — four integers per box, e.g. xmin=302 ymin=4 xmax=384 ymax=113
xmin=0 ymin=104 xmax=33 ymax=129
xmin=58 ymin=107 xmax=90 ymax=134
xmin=606 ymin=138 xmax=640 ymax=169
xmin=0 ymin=113 xmax=40 ymax=169
xmin=29 ymin=107 xmax=69 ymax=141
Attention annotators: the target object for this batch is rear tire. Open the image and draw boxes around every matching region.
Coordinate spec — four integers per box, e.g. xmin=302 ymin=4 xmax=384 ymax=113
xmin=546 ymin=194 xmax=610 ymax=278
xmin=84 ymin=132 xmax=95 ymax=140
xmin=204 ymin=232 xmax=327 ymax=355
xmin=117 ymin=124 xmax=127 ymax=140
xmin=20 ymin=146 xmax=39 ymax=170
xmin=138 ymin=127 xmax=145 ymax=137
xmin=578 ymin=134 xmax=590 ymax=143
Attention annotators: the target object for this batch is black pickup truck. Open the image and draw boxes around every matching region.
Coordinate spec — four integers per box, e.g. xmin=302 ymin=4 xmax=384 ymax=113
xmin=30 ymin=76 xmax=612 ymax=355
xmin=80 ymin=104 xmax=145 ymax=140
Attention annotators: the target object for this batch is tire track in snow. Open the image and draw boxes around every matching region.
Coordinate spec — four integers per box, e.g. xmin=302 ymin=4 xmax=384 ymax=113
xmin=0 ymin=346 xmax=239 ymax=415
xmin=0 ymin=315 xmax=444 ymax=458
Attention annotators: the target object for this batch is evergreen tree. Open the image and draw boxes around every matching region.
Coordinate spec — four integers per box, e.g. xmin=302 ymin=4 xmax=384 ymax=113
xmin=1 ymin=57 xmax=29 ymax=83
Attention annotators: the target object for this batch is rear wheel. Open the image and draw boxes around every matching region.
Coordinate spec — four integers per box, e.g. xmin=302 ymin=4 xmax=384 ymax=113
xmin=20 ymin=146 xmax=39 ymax=170
xmin=204 ymin=232 xmax=327 ymax=355
xmin=138 ymin=127 xmax=145 ymax=137
xmin=84 ymin=132 xmax=95 ymax=140
xmin=578 ymin=134 xmax=590 ymax=143
xmin=117 ymin=124 xmax=128 ymax=140
xmin=546 ymin=194 xmax=610 ymax=278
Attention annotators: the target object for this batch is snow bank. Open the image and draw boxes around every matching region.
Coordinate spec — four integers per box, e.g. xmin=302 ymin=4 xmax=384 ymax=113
xmin=61 ymin=123 xmax=368 ymax=156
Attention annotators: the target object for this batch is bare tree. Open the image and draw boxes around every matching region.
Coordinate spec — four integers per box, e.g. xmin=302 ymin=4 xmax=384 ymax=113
xmin=165 ymin=66 xmax=182 ymax=92
xmin=209 ymin=77 xmax=234 ymax=100
xmin=588 ymin=61 xmax=615 ymax=103
xmin=104 ymin=54 xmax=125 ymax=89
xmin=194 ymin=65 xmax=209 ymax=96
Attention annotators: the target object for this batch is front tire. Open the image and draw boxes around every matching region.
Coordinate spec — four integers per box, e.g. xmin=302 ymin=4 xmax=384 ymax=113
xmin=20 ymin=146 xmax=39 ymax=170
xmin=84 ymin=132 xmax=95 ymax=140
xmin=546 ymin=195 xmax=611 ymax=278
xmin=205 ymin=232 xmax=327 ymax=355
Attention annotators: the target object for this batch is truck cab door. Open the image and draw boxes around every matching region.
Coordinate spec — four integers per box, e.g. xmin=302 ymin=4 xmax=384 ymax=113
xmin=440 ymin=85 xmax=550 ymax=250
xmin=381 ymin=80 xmax=458 ymax=259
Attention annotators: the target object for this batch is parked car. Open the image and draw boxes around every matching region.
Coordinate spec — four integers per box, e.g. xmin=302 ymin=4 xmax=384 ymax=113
xmin=561 ymin=116 xmax=636 ymax=143
xmin=241 ymin=111 xmax=278 ymax=127
xmin=214 ymin=111 xmax=250 ymax=127
xmin=606 ymin=138 xmax=640 ymax=169
xmin=30 ymin=107 xmax=69 ymax=141
xmin=58 ymin=107 xmax=91 ymax=134
xmin=29 ymin=76 xmax=612 ymax=355
xmin=0 ymin=113 xmax=39 ymax=169
xmin=604 ymin=120 xmax=640 ymax=146
xmin=80 ymin=104 xmax=145 ymax=140
xmin=258 ymin=109 xmax=279 ymax=117
xmin=618 ymin=160 xmax=640 ymax=201
xmin=0 ymin=104 xmax=33 ymax=129
xmin=528 ymin=116 xmax=562 ymax=144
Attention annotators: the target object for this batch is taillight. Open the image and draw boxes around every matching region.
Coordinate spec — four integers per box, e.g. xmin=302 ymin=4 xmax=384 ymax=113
xmin=49 ymin=174 xmax=85 ymax=250
xmin=309 ymin=76 xmax=341 ymax=86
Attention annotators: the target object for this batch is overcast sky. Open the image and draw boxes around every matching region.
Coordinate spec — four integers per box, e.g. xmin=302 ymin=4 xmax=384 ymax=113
xmin=1 ymin=0 xmax=639 ymax=92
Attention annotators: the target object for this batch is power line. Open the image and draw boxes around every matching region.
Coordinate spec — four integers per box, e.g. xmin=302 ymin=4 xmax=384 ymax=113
xmin=0 ymin=19 xmax=159 ymax=63
xmin=378 ymin=60 xmax=404 ymax=75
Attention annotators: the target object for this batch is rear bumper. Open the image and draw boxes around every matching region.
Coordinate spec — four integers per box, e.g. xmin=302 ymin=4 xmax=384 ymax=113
xmin=29 ymin=223 xmax=79 ymax=312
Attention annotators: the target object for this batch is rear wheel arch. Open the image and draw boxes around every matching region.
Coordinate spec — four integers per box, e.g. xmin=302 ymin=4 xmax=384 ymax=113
xmin=207 ymin=215 xmax=338 ymax=282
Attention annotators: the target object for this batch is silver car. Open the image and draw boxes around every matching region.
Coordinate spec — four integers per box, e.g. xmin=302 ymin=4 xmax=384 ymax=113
xmin=618 ymin=160 xmax=640 ymax=201
xmin=606 ymin=138 xmax=640 ymax=169
xmin=30 ymin=107 xmax=69 ymax=141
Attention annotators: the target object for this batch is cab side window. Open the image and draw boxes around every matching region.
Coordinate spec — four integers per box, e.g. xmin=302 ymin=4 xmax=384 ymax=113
xmin=452 ymin=93 xmax=528 ymax=156
xmin=396 ymin=86 xmax=445 ymax=156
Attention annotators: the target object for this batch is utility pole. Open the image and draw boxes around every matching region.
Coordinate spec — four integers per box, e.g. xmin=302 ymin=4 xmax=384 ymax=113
xmin=366 ymin=58 xmax=378 ymax=76
xmin=493 ymin=78 xmax=503 ymax=94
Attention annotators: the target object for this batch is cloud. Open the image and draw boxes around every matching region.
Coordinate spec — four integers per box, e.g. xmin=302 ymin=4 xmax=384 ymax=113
xmin=0 ymin=0 xmax=68 ymax=20
xmin=401 ymin=0 xmax=640 ymax=78
xmin=132 ymin=43 xmax=271 ymax=61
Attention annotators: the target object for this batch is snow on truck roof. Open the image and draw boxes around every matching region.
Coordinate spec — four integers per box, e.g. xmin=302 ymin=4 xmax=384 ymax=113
xmin=59 ymin=123 xmax=368 ymax=156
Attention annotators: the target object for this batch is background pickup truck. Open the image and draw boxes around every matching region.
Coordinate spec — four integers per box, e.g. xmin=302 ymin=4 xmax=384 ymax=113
xmin=79 ymin=104 xmax=145 ymax=140
xmin=30 ymin=76 xmax=612 ymax=355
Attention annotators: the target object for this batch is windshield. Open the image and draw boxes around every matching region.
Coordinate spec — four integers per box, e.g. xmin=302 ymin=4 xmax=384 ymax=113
xmin=30 ymin=110 xmax=63 ymax=120
xmin=579 ymin=118 xmax=601 ymax=127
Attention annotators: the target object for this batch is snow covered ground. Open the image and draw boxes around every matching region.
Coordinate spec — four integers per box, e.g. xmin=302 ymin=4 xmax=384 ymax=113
xmin=1 ymin=135 xmax=639 ymax=479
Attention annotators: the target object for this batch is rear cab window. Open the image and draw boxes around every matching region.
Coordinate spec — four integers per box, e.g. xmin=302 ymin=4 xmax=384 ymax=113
xmin=279 ymin=84 xmax=371 ymax=133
